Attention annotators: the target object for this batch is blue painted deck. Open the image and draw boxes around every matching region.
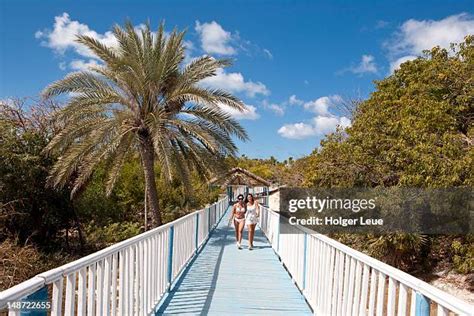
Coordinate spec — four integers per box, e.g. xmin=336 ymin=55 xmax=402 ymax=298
xmin=156 ymin=206 xmax=312 ymax=315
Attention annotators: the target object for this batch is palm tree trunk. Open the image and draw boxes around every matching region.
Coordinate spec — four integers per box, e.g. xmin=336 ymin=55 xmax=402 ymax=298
xmin=138 ymin=135 xmax=162 ymax=227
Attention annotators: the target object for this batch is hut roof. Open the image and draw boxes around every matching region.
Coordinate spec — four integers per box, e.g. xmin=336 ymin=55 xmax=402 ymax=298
xmin=209 ymin=167 xmax=272 ymax=187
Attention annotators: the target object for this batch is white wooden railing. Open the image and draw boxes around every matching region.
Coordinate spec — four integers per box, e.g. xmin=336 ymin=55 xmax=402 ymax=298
xmin=259 ymin=205 xmax=474 ymax=316
xmin=0 ymin=196 xmax=228 ymax=316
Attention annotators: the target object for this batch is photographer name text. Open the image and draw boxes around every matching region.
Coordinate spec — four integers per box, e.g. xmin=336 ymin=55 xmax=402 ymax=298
xmin=289 ymin=216 xmax=384 ymax=227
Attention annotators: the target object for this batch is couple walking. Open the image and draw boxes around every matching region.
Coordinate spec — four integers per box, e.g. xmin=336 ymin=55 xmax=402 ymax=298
xmin=229 ymin=193 xmax=260 ymax=250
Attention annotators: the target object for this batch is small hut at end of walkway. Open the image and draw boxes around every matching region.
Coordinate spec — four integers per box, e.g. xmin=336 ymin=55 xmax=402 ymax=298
xmin=209 ymin=167 xmax=273 ymax=203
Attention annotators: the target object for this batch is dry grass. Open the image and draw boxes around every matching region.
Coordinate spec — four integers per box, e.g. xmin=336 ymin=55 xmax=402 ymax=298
xmin=0 ymin=239 xmax=82 ymax=291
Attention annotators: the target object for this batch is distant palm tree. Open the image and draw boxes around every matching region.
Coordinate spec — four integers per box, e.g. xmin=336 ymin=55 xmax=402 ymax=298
xmin=43 ymin=22 xmax=248 ymax=226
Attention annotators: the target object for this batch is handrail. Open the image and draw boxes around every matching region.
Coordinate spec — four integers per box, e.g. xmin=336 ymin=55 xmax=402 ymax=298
xmin=0 ymin=196 xmax=228 ymax=315
xmin=259 ymin=205 xmax=474 ymax=316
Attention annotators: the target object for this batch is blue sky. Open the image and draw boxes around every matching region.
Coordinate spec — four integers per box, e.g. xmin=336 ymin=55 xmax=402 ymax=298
xmin=1 ymin=1 xmax=473 ymax=160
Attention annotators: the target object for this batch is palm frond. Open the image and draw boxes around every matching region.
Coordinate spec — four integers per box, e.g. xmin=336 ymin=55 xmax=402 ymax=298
xmin=43 ymin=20 xmax=249 ymax=207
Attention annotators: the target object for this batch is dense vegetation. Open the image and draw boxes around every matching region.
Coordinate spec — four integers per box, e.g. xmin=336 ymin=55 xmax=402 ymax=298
xmin=0 ymin=98 xmax=222 ymax=290
xmin=301 ymin=37 xmax=473 ymax=276
xmin=0 ymin=31 xmax=472 ymax=291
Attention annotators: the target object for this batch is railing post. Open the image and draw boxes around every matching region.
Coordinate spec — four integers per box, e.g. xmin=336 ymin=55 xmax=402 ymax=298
xmin=262 ymin=186 xmax=266 ymax=206
xmin=195 ymin=213 xmax=199 ymax=252
xmin=167 ymin=225 xmax=174 ymax=291
xmin=194 ymin=213 xmax=199 ymax=252
xmin=215 ymin=204 xmax=217 ymax=222
xmin=227 ymin=186 xmax=232 ymax=205
xmin=302 ymin=232 xmax=307 ymax=290
xmin=415 ymin=292 xmax=430 ymax=316
xmin=208 ymin=207 xmax=211 ymax=233
xmin=211 ymin=204 xmax=215 ymax=228
xmin=276 ymin=213 xmax=280 ymax=253
xmin=19 ymin=286 xmax=48 ymax=316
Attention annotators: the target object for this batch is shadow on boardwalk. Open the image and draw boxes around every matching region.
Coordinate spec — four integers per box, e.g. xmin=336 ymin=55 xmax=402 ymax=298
xmin=155 ymin=209 xmax=312 ymax=315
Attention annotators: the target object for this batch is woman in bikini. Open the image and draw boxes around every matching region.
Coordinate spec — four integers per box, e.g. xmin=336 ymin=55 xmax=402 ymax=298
xmin=245 ymin=193 xmax=260 ymax=250
xmin=230 ymin=194 xmax=246 ymax=249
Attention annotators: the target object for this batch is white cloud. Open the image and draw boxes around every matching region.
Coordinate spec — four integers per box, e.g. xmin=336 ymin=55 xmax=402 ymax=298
xmin=312 ymin=115 xmax=351 ymax=134
xmin=389 ymin=55 xmax=417 ymax=73
xmin=58 ymin=61 xmax=67 ymax=71
xmin=195 ymin=21 xmax=236 ymax=55
xmin=339 ymin=117 xmax=352 ymax=128
xmin=36 ymin=13 xmax=164 ymax=70
xmin=262 ymin=100 xmax=284 ymax=116
xmin=263 ymin=48 xmax=273 ymax=59
xmin=200 ymin=68 xmax=269 ymax=98
xmin=387 ymin=13 xmax=474 ymax=73
xmin=278 ymin=115 xmax=350 ymax=139
xmin=278 ymin=94 xmax=350 ymax=139
xmin=303 ymin=95 xmax=342 ymax=115
xmin=278 ymin=123 xmax=315 ymax=139
xmin=35 ymin=13 xmax=118 ymax=59
xmin=391 ymin=13 xmax=474 ymax=56
xmin=350 ymin=54 xmax=378 ymax=74
xmin=69 ymin=59 xmax=101 ymax=71
xmin=288 ymin=94 xmax=304 ymax=106
xmin=219 ymin=102 xmax=259 ymax=120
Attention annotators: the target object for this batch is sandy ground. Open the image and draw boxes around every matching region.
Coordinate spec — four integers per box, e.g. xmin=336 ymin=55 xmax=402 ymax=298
xmin=429 ymin=272 xmax=474 ymax=304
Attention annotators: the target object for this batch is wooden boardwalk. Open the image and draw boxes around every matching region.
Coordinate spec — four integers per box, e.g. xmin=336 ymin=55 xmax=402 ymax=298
xmin=155 ymin=207 xmax=312 ymax=315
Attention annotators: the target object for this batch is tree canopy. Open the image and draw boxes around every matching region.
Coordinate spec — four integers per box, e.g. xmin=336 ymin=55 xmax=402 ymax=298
xmin=305 ymin=36 xmax=473 ymax=189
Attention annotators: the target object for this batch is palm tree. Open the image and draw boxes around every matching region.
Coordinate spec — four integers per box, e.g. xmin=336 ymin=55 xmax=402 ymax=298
xmin=42 ymin=21 xmax=248 ymax=227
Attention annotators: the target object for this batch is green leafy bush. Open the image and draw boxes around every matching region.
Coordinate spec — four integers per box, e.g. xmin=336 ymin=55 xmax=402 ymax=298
xmin=85 ymin=222 xmax=142 ymax=247
xmin=451 ymin=237 xmax=474 ymax=274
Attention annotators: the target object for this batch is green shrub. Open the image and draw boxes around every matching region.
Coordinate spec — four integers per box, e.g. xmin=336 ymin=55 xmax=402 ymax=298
xmin=85 ymin=222 xmax=142 ymax=247
xmin=451 ymin=237 xmax=474 ymax=274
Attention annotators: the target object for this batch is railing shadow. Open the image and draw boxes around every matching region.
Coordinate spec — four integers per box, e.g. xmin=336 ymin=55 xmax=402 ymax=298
xmin=155 ymin=223 xmax=230 ymax=315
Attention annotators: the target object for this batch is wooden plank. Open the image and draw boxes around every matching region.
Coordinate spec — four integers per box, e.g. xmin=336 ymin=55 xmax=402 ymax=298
xmin=368 ymin=268 xmax=377 ymax=316
xmin=353 ymin=260 xmax=363 ymax=314
xmin=410 ymin=289 xmax=416 ymax=316
xmin=86 ymin=264 xmax=95 ymax=316
xmin=331 ymin=249 xmax=341 ymax=315
xmin=111 ymin=253 xmax=118 ymax=315
xmin=376 ymin=272 xmax=386 ymax=316
xmin=336 ymin=252 xmax=345 ymax=316
xmin=95 ymin=260 xmax=103 ymax=316
xmin=51 ymin=279 xmax=63 ymax=316
xmin=321 ymin=243 xmax=330 ymax=313
xmin=341 ymin=252 xmax=351 ymax=316
xmin=102 ymin=256 xmax=111 ymax=315
xmin=397 ymin=283 xmax=408 ymax=316
xmin=77 ymin=268 xmax=87 ymax=316
xmin=64 ymin=273 xmax=76 ymax=315
xmin=327 ymin=246 xmax=336 ymax=314
xmin=118 ymin=251 xmax=125 ymax=315
xmin=359 ymin=264 xmax=370 ymax=316
xmin=387 ymin=276 xmax=396 ymax=316
xmin=437 ymin=305 xmax=449 ymax=316
xmin=139 ymin=240 xmax=145 ymax=314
